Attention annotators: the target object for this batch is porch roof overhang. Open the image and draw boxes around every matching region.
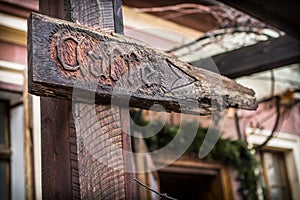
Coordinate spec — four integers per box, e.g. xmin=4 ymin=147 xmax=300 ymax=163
xmin=201 ymin=0 xmax=300 ymax=78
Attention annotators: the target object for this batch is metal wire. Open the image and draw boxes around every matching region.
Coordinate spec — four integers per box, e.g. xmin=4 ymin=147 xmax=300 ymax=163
xmin=133 ymin=178 xmax=178 ymax=200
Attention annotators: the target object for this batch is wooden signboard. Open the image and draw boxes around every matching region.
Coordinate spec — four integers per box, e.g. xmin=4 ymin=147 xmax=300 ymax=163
xmin=28 ymin=13 xmax=256 ymax=115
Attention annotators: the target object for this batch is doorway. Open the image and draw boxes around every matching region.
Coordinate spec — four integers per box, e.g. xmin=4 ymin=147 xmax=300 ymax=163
xmin=157 ymin=162 xmax=230 ymax=200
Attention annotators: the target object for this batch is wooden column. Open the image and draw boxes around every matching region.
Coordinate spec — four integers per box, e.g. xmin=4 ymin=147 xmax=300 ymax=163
xmin=38 ymin=0 xmax=135 ymax=199
xmin=39 ymin=0 xmax=73 ymax=198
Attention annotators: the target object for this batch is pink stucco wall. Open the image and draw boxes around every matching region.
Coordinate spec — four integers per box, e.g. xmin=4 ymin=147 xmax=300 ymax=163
xmin=222 ymin=100 xmax=300 ymax=140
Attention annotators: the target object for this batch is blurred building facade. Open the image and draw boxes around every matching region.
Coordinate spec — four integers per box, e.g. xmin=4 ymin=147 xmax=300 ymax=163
xmin=0 ymin=0 xmax=299 ymax=199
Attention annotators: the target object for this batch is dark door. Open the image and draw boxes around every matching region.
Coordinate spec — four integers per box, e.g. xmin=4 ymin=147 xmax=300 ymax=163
xmin=158 ymin=168 xmax=224 ymax=200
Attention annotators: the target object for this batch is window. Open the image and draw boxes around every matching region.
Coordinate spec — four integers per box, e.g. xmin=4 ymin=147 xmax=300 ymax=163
xmin=261 ymin=151 xmax=291 ymax=200
xmin=0 ymin=100 xmax=11 ymax=200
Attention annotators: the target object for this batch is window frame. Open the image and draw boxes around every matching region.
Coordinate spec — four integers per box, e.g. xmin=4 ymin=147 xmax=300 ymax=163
xmin=246 ymin=127 xmax=300 ymax=200
xmin=260 ymin=149 xmax=292 ymax=200
xmin=0 ymin=99 xmax=11 ymax=200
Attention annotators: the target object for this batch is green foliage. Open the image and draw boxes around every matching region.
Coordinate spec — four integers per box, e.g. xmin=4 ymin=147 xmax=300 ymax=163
xmin=130 ymin=111 xmax=260 ymax=199
xmin=207 ymin=139 xmax=260 ymax=200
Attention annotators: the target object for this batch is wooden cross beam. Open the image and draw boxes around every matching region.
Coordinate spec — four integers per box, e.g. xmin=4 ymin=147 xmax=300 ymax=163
xmin=29 ymin=0 xmax=256 ymax=199
xmin=28 ymin=13 xmax=256 ymax=115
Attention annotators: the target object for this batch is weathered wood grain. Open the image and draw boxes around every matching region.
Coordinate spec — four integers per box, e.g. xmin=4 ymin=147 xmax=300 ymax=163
xmin=65 ymin=0 xmax=135 ymax=199
xmin=38 ymin=1 xmax=73 ymax=199
xmin=28 ymin=12 xmax=257 ymax=115
xmin=40 ymin=99 xmax=73 ymax=199
xmin=73 ymin=104 xmax=126 ymax=199
xmin=36 ymin=0 xmax=135 ymax=199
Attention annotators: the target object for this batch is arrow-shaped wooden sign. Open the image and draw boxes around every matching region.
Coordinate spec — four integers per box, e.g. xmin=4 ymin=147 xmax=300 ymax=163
xmin=28 ymin=12 xmax=257 ymax=115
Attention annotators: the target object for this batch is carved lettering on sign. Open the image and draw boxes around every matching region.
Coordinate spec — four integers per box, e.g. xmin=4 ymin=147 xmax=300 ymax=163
xmin=50 ymin=26 xmax=197 ymax=97
xmin=56 ymin=36 xmax=80 ymax=71
xmin=88 ymin=51 xmax=105 ymax=78
xmin=109 ymin=46 xmax=123 ymax=81
xmin=124 ymin=52 xmax=140 ymax=85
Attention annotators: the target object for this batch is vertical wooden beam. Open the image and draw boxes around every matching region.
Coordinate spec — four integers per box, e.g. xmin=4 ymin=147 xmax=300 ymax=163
xmin=24 ymin=70 xmax=34 ymax=200
xmin=68 ymin=0 xmax=135 ymax=198
xmin=39 ymin=1 xmax=73 ymax=199
xmin=40 ymin=99 xmax=73 ymax=199
xmin=120 ymin=107 xmax=136 ymax=199
xmin=38 ymin=0 xmax=135 ymax=199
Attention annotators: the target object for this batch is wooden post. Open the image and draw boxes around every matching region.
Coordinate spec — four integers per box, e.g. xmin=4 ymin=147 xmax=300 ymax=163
xmin=37 ymin=0 xmax=135 ymax=199
xmin=38 ymin=1 xmax=73 ymax=198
